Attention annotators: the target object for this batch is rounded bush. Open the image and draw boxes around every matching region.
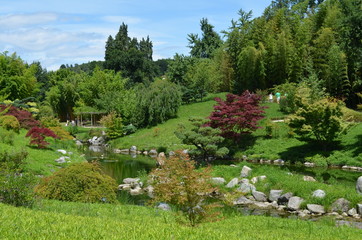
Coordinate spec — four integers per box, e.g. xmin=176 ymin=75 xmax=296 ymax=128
xmin=35 ymin=162 xmax=117 ymax=203
xmin=0 ymin=115 xmax=20 ymax=133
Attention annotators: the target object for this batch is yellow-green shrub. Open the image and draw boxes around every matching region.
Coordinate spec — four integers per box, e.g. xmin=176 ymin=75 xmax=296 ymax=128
xmin=0 ymin=115 xmax=20 ymax=133
xmin=49 ymin=126 xmax=73 ymax=140
xmin=35 ymin=162 xmax=118 ymax=203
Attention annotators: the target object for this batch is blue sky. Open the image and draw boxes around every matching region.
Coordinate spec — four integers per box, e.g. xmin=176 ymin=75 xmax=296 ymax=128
xmin=0 ymin=0 xmax=272 ymax=70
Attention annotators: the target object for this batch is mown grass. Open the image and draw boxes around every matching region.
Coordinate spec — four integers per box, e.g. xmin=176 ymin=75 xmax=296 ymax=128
xmin=0 ymin=127 xmax=85 ymax=176
xmin=1 ymin=201 xmax=361 ymax=240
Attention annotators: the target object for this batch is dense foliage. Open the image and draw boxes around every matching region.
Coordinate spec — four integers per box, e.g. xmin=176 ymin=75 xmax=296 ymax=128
xmin=25 ymin=127 xmax=59 ymax=148
xmin=0 ymin=104 xmax=40 ymax=129
xmin=287 ymin=98 xmax=347 ymax=146
xmin=209 ymin=91 xmax=265 ymax=141
xmin=0 ymin=149 xmax=36 ymax=207
xmin=149 ymin=152 xmax=219 ymax=226
xmin=133 ymin=79 xmax=182 ymax=127
xmin=175 ymin=118 xmax=229 ymax=163
xmin=35 ymin=162 xmax=118 ymax=203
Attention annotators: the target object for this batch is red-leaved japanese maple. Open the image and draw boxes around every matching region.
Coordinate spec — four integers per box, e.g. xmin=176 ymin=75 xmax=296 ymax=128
xmin=0 ymin=104 xmax=40 ymax=129
xmin=208 ymin=91 xmax=265 ymax=141
xmin=25 ymin=127 xmax=59 ymax=148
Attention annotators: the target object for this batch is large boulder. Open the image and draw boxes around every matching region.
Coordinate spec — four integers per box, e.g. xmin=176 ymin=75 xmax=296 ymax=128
xmin=252 ymin=191 xmax=267 ymax=202
xmin=237 ymin=182 xmax=256 ymax=194
xmin=88 ymin=136 xmax=104 ymax=146
xmin=312 ymin=189 xmax=326 ymax=198
xmin=357 ymin=204 xmax=362 ymax=215
xmin=240 ymin=166 xmax=252 ymax=178
xmin=269 ymin=190 xmax=283 ymax=202
xmin=307 ymin=204 xmax=325 ymax=214
xmin=226 ymin=178 xmax=239 ymax=188
xmin=130 ymin=146 xmax=137 ymax=153
xmin=233 ymin=196 xmax=253 ymax=205
xmin=287 ymin=196 xmax=304 ymax=211
xmin=331 ymin=198 xmax=350 ymax=213
xmin=357 ymin=176 xmax=362 ymax=194
xmin=129 ymin=187 xmax=143 ymax=196
xmin=123 ymin=178 xmax=141 ymax=187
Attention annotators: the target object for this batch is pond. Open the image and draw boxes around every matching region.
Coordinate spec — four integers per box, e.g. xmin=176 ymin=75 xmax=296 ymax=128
xmin=81 ymin=146 xmax=156 ymax=184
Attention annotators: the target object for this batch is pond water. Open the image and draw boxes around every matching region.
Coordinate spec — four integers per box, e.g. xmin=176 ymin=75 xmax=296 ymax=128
xmin=81 ymin=146 xmax=156 ymax=184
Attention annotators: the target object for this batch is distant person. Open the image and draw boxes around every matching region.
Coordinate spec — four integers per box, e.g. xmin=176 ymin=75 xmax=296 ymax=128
xmin=275 ymin=92 xmax=281 ymax=104
xmin=269 ymin=93 xmax=273 ymax=103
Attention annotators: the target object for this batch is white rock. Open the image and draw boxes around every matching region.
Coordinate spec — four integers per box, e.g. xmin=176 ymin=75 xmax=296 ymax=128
xmin=331 ymin=198 xmax=350 ymax=213
xmin=211 ymin=177 xmax=226 ymax=185
xmin=157 ymin=203 xmax=171 ymax=211
xmin=118 ymin=184 xmax=131 ymax=191
xmin=312 ymin=189 xmax=326 ymax=198
xmin=348 ymin=208 xmax=357 ymax=216
xmin=233 ymin=196 xmax=253 ymax=205
xmin=252 ymin=191 xmax=267 ymax=202
xmin=252 ymin=202 xmax=272 ymax=209
xmin=357 ymin=176 xmax=362 ymax=194
xmin=307 ymin=204 xmax=325 ymax=214
xmin=130 ymin=146 xmax=137 ymax=152
xmin=357 ymin=204 xmax=362 ymax=215
xmin=269 ymin=190 xmax=283 ymax=202
xmin=130 ymin=187 xmax=143 ymax=195
xmin=287 ymin=196 xmax=304 ymax=211
xmin=57 ymin=149 xmax=67 ymax=155
xmin=240 ymin=166 xmax=252 ymax=178
xmin=237 ymin=182 xmax=256 ymax=194
xmin=226 ymin=178 xmax=239 ymax=188
xmin=303 ymin=176 xmax=316 ymax=182
xmin=123 ymin=178 xmax=140 ymax=185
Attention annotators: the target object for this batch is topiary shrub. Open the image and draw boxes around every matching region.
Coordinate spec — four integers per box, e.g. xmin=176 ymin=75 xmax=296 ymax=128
xmin=0 ymin=115 xmax=20 ymax=133
xmin=35 ymin=162 xmax=118 ymax=203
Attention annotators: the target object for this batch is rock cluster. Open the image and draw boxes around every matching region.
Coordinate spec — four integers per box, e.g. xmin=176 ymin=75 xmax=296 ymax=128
xmin=218 ymin=166 xmax=362 ymax=219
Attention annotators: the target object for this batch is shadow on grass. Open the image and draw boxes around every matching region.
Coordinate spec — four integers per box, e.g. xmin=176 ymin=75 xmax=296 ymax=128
xmin=278 ymin=140 xmax=340 ymax=164
xmin=342 ymin=133 xmax=362 ymax=157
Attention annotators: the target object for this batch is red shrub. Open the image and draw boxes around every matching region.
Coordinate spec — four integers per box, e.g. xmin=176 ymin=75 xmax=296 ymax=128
xmin=0 ymin=104 xmax=40 ymax=129
xmin=208 ymin=91 xmax=266 ymax=141
xmin=25 ymin=127 xmax=59 ymax=148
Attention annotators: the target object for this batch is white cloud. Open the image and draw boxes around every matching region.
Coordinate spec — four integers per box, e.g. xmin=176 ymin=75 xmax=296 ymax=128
xmin=0 ymin=13 xmax=58 ymax=28
xmin=102 ymin=15 xmax=142 ymax=24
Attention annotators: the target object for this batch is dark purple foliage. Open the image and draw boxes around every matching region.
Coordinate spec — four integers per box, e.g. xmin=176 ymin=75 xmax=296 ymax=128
xmin=208 ymin=91 xmax=266 ymax=141
xmin=0 ymin=104 xmax=40 ymax=129
xmin=25 ymin=127 xmax=59 ymax=148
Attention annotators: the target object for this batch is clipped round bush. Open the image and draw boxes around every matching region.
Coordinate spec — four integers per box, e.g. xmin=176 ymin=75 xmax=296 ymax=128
xmin=35 ymin=162 xmax=118 ymax=203
xmin=0 ymin=115 xmax=20 ymax=133
xmin=49 ymin=126 xmax=73 ymax=140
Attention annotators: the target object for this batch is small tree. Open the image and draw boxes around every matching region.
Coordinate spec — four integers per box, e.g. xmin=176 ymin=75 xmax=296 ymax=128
xmin=287 ymin=98 xmax=347 ymax=147
xmin=208 ymin=91 xmax=265 ymax=141
xmin=100 ymin=112 xmax=123 ymax=139
xmin=175 ymin=117 xmax=228 ymax=163
xmin=25 ymin=127 xmax=59 ymax=148
xmin=149 ymin=151 xmax=220 ymax=226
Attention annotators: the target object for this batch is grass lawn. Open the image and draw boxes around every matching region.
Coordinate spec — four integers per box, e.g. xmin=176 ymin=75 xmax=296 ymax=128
xmin=1 ymin=200 xmax=361 ymax=240
xmin=0 ymin=127 xmax=86 ymax=176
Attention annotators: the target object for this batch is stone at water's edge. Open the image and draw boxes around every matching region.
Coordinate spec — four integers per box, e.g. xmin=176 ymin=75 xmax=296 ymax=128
xmin=269 ymin=190 xmax=283 ymax=202
xmin=240 ymin=166 xmax=252 ymax=178
xmin=237 ymin=182 xmax=256 ymax=194
xmin=348 ymin=208 xmax=357 ymax=216
xmin=233 ymin=196 xmax=253 ymax=205
xmin=357 ymin=204 xmax=362 ymax=215
xmin=287 ymin=196 xmax=304 ymax=210
xmin=307 ymin=204 xmax=325 ymax=214
xmin=331 ymin=198 xmax=350 ymax=213
xmin=357 ymin=176 xmax=362 ymax=194
xmin=252 ymin=191 xmax=267 ymax=202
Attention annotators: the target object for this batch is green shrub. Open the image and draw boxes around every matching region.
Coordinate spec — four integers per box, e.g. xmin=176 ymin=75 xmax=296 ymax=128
xmin=35 ymin=162 xmax=118 ymax=203
xmin=100 ymin=112 xmax=123 ymax=139
xmin=49 ymin=126 xmax=73 ymax=140
xmin=40 ymin=116 xmax=61 ymax=128
xmin=0 ymin=149 xmax=28 ymax=171
xmin=0 ymin=115 xmax=20 ymax=133
xmin=0 ymin=170 xmax=37 ymax=207
xmin=265 ymin=120 xmax=280 ymax=138
xmin=0 ymin=129 xmax=15 ymax=145
xmin=305 ymin=154 xmax=328 ymax=167
xmin=67 ymin=125 xmax=79 ymax=136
